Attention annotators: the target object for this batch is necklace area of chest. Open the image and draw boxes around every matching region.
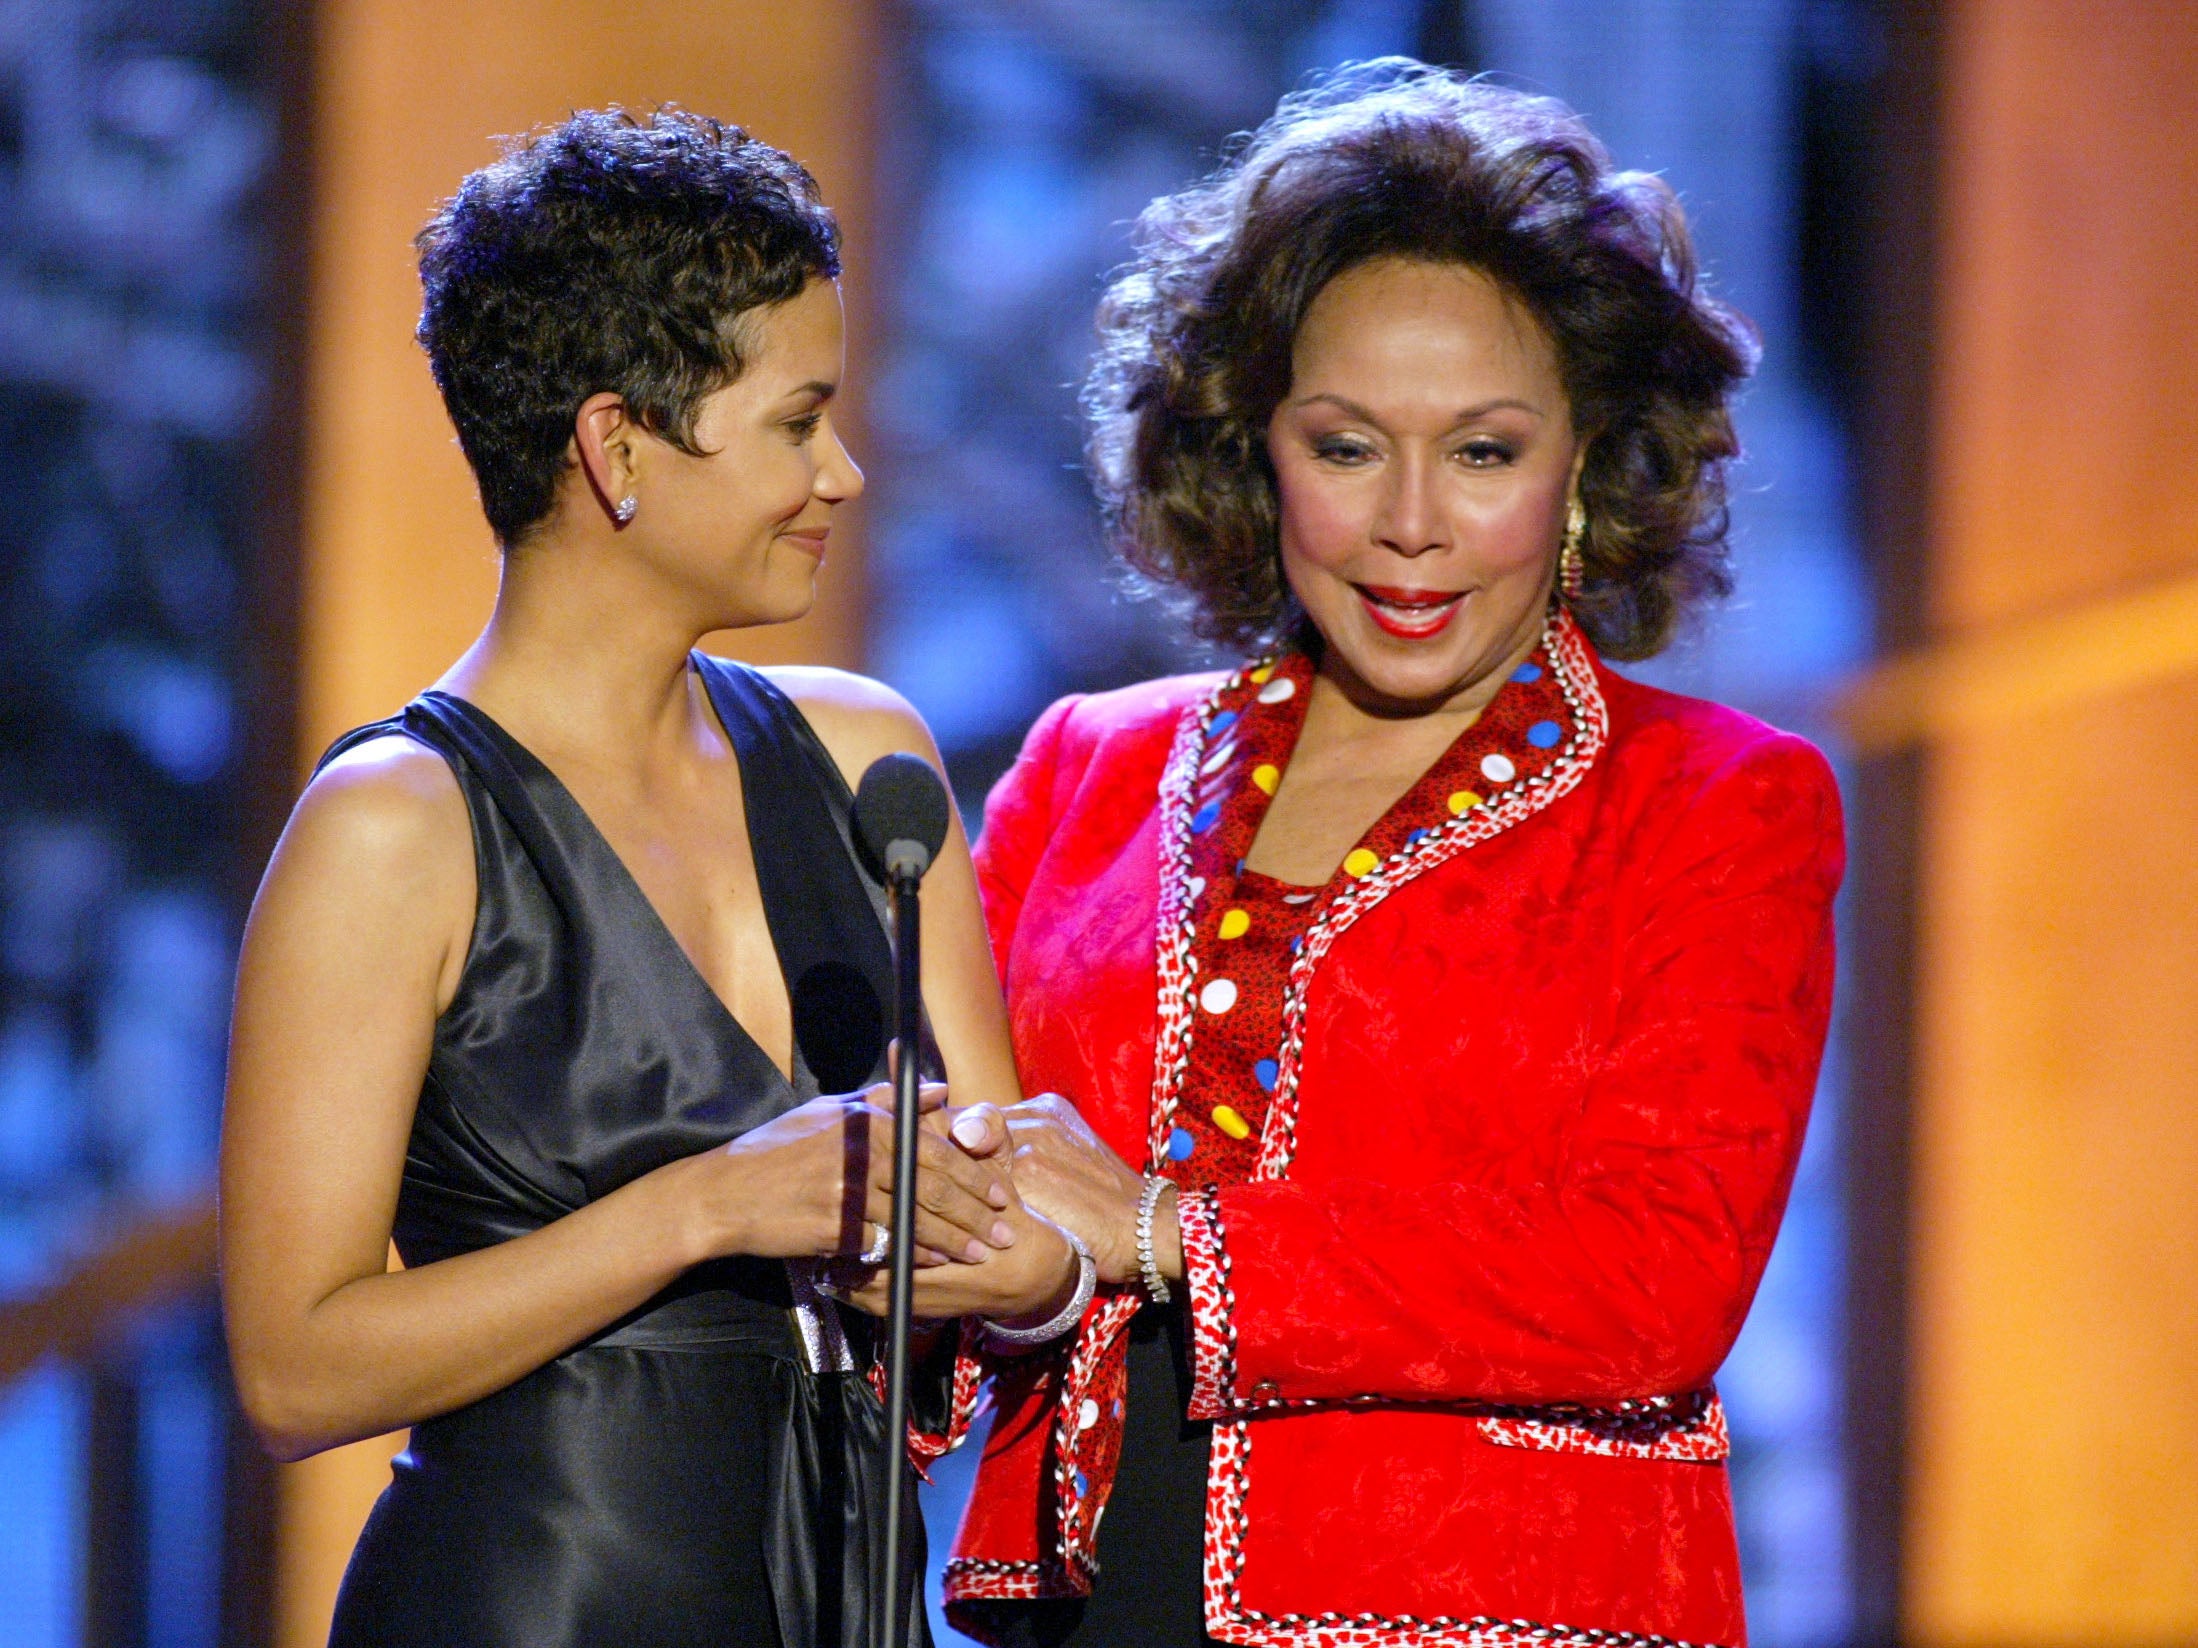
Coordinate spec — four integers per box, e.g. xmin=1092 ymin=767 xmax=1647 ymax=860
xmin=1157 ymin=641 xmax=1582 ymax=1188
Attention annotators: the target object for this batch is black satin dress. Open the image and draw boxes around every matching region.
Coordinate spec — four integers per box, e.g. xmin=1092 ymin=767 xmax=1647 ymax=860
xmin=322 ymin=656 xmax=931 ymax=1648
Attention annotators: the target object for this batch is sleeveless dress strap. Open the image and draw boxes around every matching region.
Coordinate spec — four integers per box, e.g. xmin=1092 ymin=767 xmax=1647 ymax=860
xmin=697 ymin=656 xmax=894 ymax=933
xmin=311 ymin=714 xmax=418 ymax=775
xmin=695 ymin=656 xmax=898 ymax=1093
xmin=695 ymin=657 xmax=947 ymax=1088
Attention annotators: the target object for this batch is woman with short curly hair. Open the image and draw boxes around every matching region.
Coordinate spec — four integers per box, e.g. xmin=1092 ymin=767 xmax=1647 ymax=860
xmin=219 ymin=109 xmax=1081 ymax=1648
xmin=911 ymin=62 xmax=1843 ymax=1648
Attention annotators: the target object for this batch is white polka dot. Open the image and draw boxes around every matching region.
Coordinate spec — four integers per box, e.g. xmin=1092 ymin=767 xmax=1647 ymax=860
xmin=1257 ymin=677 xmax=1297 ymax=704
xmin=1480 ymin=752 xmax=1517 ymax=784
xmin=1079 ymin=1398 xmax=1100 ymax=1431
xmin=1199 ymin=978 xmax=1239 ymax=1014
xmin=1201 ymin=740 xmax=1237 ymax=776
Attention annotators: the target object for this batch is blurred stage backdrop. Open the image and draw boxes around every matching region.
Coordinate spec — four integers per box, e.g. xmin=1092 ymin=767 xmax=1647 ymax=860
xmin=3 ymin=3 xmax=2194 ymax=1647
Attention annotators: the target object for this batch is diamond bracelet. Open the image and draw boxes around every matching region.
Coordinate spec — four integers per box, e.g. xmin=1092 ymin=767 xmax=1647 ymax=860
xmin=1136 ymin=1173 xmax=1173 ymax=1307
xmin=983 ymin=1224 xmax=1096 ymax=1353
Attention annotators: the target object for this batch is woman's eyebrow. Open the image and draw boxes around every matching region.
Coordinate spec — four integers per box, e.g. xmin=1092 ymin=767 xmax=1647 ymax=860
xmin=1290 ymin=391 xmax=1545 ymax=426
xmin=780 ymin=379 xmax=837 ymax=406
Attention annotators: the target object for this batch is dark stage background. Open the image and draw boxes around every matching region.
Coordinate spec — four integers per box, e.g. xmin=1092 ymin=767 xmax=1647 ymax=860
xmin=3 ymin=4 xmax=2193 ymax=1646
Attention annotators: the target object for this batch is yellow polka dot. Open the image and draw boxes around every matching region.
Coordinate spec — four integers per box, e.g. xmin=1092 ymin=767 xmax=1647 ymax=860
xmin=1248 ymin=664 xmax=1275 ymax=685
xmin=1343 ymin=847 xmax=1380 ymax=878
xmin=1447 ymin=790 xmax=1483 ymax=816
xmin=1211 ymin=1104 xmax=1252 ymax=1140
xmin=1217 ymin=908 xmax=1252 ymax=940
xmin=1252 ymin=763 xmax=1281 ymax=795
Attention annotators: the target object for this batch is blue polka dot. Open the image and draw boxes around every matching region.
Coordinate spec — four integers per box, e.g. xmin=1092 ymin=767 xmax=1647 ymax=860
xmin=1406 ymin=827 xmax=1430 ymax=846
xmin=1289 ymin=936 xmax=1303 ymax=955
xmin=1209 ymin=710 xmax=1239 ymax=737
xmin=1168 ymin=1127 xmax=1196 ymax=1161
xmin=1192 ymin=801 xmax=1221 ymax=833
xmin=1527 ymin=720 xmax=1562 ymax=748
xmin=1074 ymin=1471 xmax=1089 ymax=1497
xmin=1511 ymin=662 xmax=1543 ymax=683
xmin=1235 ymin=858 xmax=1247 ymax=876
xmin=1253 ymin=1058 xmax=1279 ymax=1092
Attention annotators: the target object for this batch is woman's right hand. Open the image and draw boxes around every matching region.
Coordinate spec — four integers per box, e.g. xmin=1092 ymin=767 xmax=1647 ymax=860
xmin=831 ymin=1200 xmax=1083 ymax=1323
xmin=670 ymin=1081 xmax=1019 ymax=1266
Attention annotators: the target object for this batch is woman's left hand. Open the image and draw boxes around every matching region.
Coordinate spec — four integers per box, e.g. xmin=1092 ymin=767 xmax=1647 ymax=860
xmin=958 ymin=1094 xmax=1149 ymax=1285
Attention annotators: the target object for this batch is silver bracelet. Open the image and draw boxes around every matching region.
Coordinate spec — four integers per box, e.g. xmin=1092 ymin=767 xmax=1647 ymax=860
xmin=983 ymin=1225 xmax=1096 ymax=1353
xmin=1136 ymin=1174 xmax=1173 ymax=1306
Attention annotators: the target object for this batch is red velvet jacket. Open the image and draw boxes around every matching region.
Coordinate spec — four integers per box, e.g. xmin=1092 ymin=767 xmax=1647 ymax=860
xmin=932 ymin=619 xmax=1843 ymax=1648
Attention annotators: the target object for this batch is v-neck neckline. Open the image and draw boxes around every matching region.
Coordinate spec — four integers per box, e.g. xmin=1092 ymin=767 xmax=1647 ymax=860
xmin=421 ymin=664 xmax=804 ymax=1094
xmin=1188 ymin=624 xmax=1581 ymax=913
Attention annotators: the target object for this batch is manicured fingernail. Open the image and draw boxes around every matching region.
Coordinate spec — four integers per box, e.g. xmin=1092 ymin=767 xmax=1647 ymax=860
xmin=963 ymin=1239 xmax=987 ymax=1262
xmin=989 ymin=1220 xmax=1016 ymax=1247
xmin=985 ymin=1181 xmax=1011 ymax=1209
xmin=952 ymin=1114 xmax=988 ymax=1148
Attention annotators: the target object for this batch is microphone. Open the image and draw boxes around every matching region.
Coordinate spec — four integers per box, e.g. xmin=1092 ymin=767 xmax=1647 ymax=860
xmin=851 ymin=751 xmax=951 ymax=1648
xmin=853 ymin=751 xmax=952 ymax=886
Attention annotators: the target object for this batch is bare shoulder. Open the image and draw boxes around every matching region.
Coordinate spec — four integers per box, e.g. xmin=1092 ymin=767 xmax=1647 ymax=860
xmin=756 ymin=665 xmax=940 ymax=786
xmin=266 ymin=733 xmax=473 ymax=933
xmin=762 ymin=664 xmax=923 ymax=733
xmin=293 ymin=733 xmax=467 ymax=855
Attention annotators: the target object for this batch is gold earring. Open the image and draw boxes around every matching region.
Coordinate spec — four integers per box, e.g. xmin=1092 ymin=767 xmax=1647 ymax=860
xmin=1560 ymin=497 xmax=1587 ymax=601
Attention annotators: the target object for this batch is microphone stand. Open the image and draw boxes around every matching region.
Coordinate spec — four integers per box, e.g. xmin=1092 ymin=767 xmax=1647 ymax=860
xmin=878 ymin=845 xmax=925 ymax=1648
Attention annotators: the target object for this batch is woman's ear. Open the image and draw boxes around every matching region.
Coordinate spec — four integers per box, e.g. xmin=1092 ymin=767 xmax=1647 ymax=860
xmin=1565 ymin=431 xmax=1593 ymax=505
xmin=571 ymin=391 xmax=637 ymax=524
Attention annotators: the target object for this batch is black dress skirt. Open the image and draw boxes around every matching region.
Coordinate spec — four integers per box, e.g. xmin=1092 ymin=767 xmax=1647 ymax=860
xmin=320 ymin=657 xmax=930 ymax=1648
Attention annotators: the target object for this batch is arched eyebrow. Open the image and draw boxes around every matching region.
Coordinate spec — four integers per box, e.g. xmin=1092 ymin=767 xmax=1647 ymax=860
xmin=1290 ymin=392 xmax=1546 ymax=427
xmin=779 ymin=379 xmax=837 ymax=406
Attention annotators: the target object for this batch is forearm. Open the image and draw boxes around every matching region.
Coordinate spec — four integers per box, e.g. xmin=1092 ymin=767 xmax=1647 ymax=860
xmin=1176 ymin=1166 xmax=1784 ymax=1417
xmin=232 ymin=1162 xmax=698 ymax=1458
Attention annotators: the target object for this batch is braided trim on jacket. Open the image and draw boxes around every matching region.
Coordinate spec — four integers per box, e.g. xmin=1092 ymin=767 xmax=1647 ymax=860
xmin=906 ymin=1321 xmax=989 ymax=1474
xmin=1176 ymin=1186 xmax=1237 ymax=1420
xmin=1199 ymin=1419 xmax=1735 ymax=1648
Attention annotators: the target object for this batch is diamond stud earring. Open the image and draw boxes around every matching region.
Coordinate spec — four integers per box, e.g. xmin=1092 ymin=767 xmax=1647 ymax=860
xmin=613 ymin=494 xmax=638 ymax=526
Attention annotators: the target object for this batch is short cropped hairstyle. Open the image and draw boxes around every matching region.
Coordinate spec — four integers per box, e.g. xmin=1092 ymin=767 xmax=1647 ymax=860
xmin=416 ymin=107 xmax=840 ymax=547
xmin=1084 ymin=61 xmax=1759 ymax=659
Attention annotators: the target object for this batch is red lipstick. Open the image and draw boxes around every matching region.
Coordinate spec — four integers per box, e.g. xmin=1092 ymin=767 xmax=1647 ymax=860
xmin=1354 ymin=583 xmax=1465 ymax=639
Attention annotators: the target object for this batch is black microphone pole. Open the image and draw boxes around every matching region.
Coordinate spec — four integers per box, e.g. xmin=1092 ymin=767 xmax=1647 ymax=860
xmin=880 ymin=848 xmax=923 ymax=1648
xmin=852 ymin=753 xmax=952 ymax=1648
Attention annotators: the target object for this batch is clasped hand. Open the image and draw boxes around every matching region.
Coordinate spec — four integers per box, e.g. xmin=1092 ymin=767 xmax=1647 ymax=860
xmin=825 ymin=1091 xmax=1165 ymax=1327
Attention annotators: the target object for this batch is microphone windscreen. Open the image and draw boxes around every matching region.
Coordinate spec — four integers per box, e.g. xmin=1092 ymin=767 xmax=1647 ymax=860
xmin=853 ymin=752 xmax=952 ymax=880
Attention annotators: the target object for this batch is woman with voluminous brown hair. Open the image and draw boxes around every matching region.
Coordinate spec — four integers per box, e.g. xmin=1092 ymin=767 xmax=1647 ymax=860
xmin=900 ymin=60 xmax=1843 ymax=1648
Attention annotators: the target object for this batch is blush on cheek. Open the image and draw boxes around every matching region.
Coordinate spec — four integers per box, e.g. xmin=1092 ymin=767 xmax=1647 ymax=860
xmin=1274 ymin=467 xmax=1366 ymax=573
xmin=1477 ymin=493 xmax=1566 ymax=575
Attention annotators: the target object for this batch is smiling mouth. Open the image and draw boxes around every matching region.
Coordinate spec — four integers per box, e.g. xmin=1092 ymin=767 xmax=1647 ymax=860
xmin=781 ymin=527 xmax=829 ymax=561
xmin=1354 ymin=583 xmax=1466 ymax=639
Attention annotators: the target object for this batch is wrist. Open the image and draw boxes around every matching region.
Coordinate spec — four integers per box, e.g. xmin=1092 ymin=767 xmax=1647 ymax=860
xmin=984 ymin=1224 xmax=1096 ymax=1353
xmin=999 ymin=1224 xmax=1080 ymax=1327
xmin=1093 ymin=1167 xmax=1153 ymax=1284
xmin=661 ymin=1149 xmax=748 ymax=1267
